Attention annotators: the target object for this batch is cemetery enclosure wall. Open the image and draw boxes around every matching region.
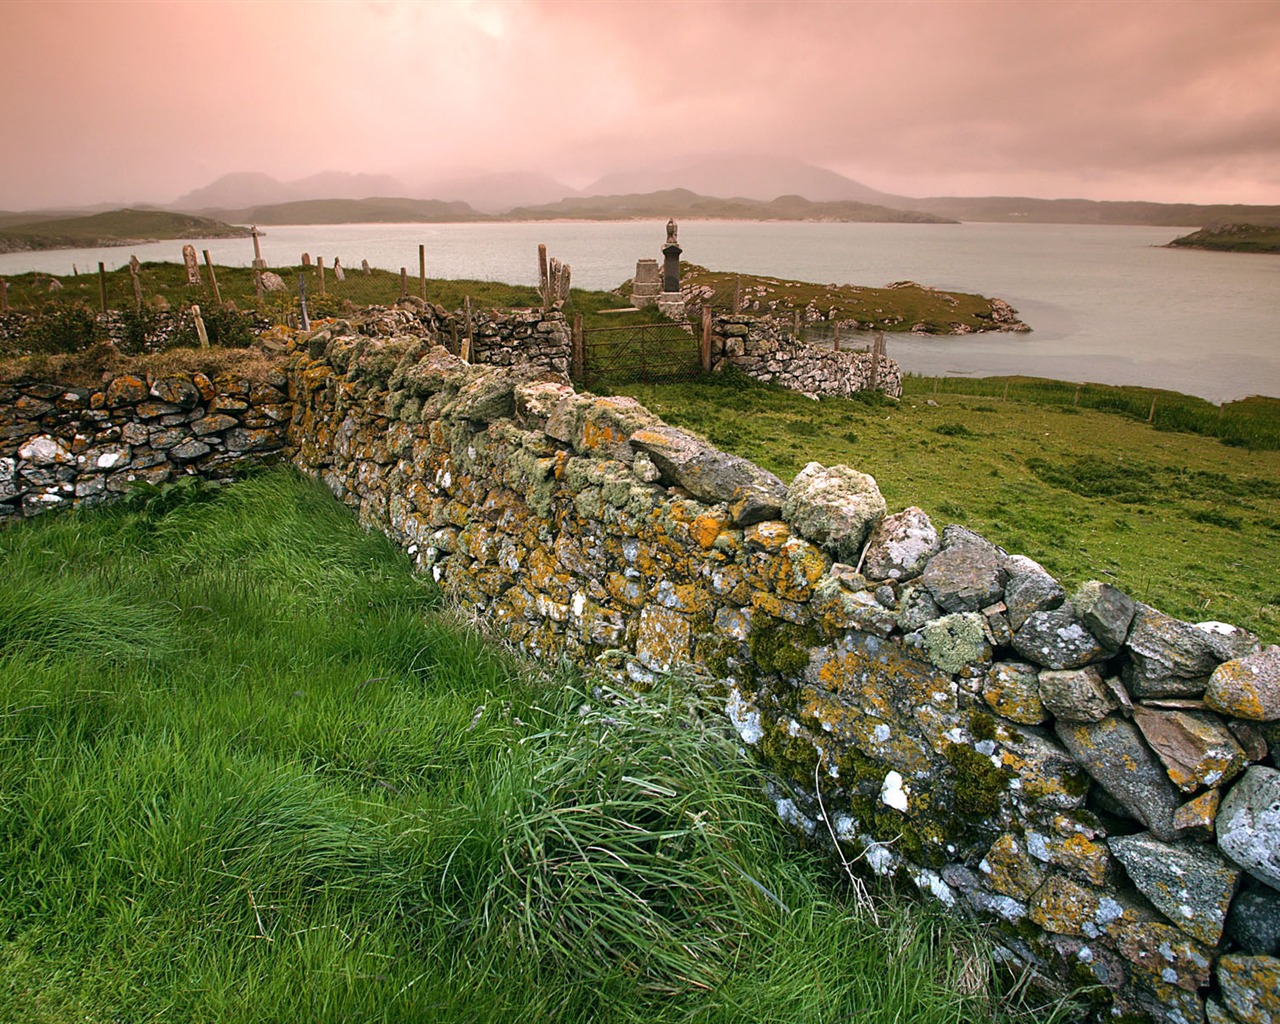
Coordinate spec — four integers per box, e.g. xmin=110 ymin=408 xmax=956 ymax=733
xmin=3 ymin=316 xmax=1279 ymax=1024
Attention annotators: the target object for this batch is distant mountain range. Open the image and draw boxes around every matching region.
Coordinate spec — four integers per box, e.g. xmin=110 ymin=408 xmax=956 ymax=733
xmin=12 ymin=157 xmax=1280 ymax=229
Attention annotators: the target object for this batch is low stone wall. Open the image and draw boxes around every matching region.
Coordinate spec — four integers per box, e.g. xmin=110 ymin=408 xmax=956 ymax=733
xmin=0 ymin=368 xmax=288 ymax=517
xmin=3 ymin=317 xmax=1278 ymax=1024
xmin=710 ymin=313 xmax=903 ymax=399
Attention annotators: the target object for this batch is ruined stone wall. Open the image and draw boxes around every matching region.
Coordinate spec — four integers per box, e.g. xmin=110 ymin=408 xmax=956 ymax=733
xmin=3 ymin=317 xmax=1278 ymax=1024
xmin=0 ymin=368 xmax=288 ymax=518
xmin=710 ymin=313 xmax=904 ymax=399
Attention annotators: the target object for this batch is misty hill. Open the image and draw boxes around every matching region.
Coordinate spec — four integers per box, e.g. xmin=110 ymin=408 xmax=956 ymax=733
xmin=502 ymin=188 xmax=954 ymax=223
xmin=215 ymin=197 xmax=482 ymax=225
xmin=415 ymin=171 xmax=577 ymax=213
xmin=898 ymin=195 xmax=1280 ymax=227
xmin=584 ymin=155 xmax=900 ymax=206
xmin=0 ymin=209 xmax=249 ymax=253
xmin=173 ymin=171 xmax=408 ymax=212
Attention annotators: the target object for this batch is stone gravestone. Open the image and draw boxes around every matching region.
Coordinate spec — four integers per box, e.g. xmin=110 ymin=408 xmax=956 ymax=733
xmin=302 ymin=253 xmax=311 ymax=267
xmin=631 ymin=259 xmax=661 ymax=308
xmin=333 ymin=258 xmax=345 ymax=282
xmin=182 ymin=245 xmax=201 ymax=286
xmin=361 ymin=259 xmax=371 ymax=275
xmin=658 ymin=218 xmax=686 ymax=318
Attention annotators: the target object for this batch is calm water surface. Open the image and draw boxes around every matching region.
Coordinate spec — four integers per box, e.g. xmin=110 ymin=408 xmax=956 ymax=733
xmin=3 ymin=221 xmax=1276 ymax=403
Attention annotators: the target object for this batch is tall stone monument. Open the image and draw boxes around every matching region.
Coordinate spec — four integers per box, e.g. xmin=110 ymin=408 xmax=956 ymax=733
xmin=657 ymin=218 xmax=686 ymax=318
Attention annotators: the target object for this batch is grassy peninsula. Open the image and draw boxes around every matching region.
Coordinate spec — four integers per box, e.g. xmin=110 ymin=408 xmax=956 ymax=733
xmin=1166 ymin=222 xmax=1280 ymax=253
xmin=0 ymin=209 xmax=249 ymax=253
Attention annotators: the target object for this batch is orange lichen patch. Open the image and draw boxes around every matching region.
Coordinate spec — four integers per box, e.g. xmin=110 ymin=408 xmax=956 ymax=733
xmin=751 ymin=590 xmax=808 ymax=624
xmin=770 ymin=537 xmax=830 ymax=602
xmin=981 ymin=833 xmax=1048 ymax=900
xmin=1046 ymin=832 xmax=1112 ymax=887
xmin=745 ymin=520 xmax=791 ymax=553
xmin=690 ymin=511 xmax=729 ymax=549
xmin=1028 ymin=875 xmax=1102 ymax=937
xmin=636 ymin=604 xmax=691 ymax=673
xmin=1112 ymin=918 xmax=1212 ymax=990
xmin=1174 ymin=789 xmax=1220 ymax=835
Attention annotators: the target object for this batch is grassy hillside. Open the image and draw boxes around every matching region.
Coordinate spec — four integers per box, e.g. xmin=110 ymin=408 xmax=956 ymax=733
xmin=617 ymin=372 xmax=1280 ymax=640
xmin=226 ymin=196 xmax=481 ymax=225
xmin=1166 ymin=223 xmax=1280 ymax=253
xmin=0 ymin=469 xmax=1056 ymax=1024
xmin=900 ymin=196 xmax=1280 ymax=227
xmin=0 ymin=209 xmax=249 ymax=252
xmin=504 ymin=188 xmax=954 ymax=223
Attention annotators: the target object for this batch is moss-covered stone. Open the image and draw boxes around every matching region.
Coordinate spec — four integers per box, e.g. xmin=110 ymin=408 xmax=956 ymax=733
xmin=945 ymin=741 xmax=1011 ymax=819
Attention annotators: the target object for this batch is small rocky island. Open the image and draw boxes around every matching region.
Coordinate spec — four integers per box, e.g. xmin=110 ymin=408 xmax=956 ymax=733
xmin=1166 ymin=223 xmax=1280 ymax=254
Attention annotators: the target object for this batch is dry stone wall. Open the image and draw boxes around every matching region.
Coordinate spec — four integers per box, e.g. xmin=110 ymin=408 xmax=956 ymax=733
xmin=3 ymin=313 xmax=1278 ymax=1024
xmin=1 ymin=368 xmax=289 ymax=518
xmin=710 ymin=313 xmax=903 ymax=399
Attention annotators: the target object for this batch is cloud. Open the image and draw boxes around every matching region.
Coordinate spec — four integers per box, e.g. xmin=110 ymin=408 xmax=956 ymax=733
xmin=3 ymin=0 xmax=1278 ymax=208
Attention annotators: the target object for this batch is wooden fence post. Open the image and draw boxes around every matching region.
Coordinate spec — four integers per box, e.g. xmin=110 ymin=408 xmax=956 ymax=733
xmin=1147 ymin=396 xmax=1157 ymax=423
xmin=399 ymin=268 xmax=408 ymax=300
xmin=1074 ymin=384 xmax=1082 ymax=407
xmin=833 ymin=321 xmax=841 ymax=353
xmin=202 ymin=250 xmax=222 ymax=306
xmin=700 ymin=304 xmax=712 ymax=372
xmin=869 ymin=331 xmax=883 ymax=391
xmin=317 ymin=257 xmax=326 ymax=296
xmin=98 ymin=262 xmax=108 ymax=313
xmin=793 ymin=309 xmax=801 ymax=337
xmin=538 ymin=244 xmax=549 ymax=310
xmin=419 ymin=244 xmax=427 ymax=300
xmin=572 ymin=311 xmax=584 ymax=382
xmin=461 ymin=296 xmax=473 ymax=363
xmin=0 ymin=278 xmax=8 ymax=314
xmin=733 ymin=274 xmax=742 ymax=314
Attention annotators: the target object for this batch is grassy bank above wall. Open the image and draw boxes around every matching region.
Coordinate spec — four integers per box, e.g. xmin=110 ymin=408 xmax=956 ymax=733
xmin=1 ymin=469 xmax=1061 ymax=1024
xmin=618 ymin=371 xmax=1280 ymax=640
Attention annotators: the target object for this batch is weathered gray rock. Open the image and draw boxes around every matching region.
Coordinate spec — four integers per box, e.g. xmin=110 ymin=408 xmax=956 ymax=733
xmin=632 ymin=425 xmax=788 ymax=526
xmin=1216 ymin=954 xmax=1280 ymax=1024
xmin=896 ymin=584 xmax=943 ymax=633
xmin=1125 ymin=604 xmax=1220 ymax=698
xmin=1039 ymin=666 xmax=1117 ymax=722
xmin=1002 ymin=555 xmax=1065 ymax=630
xmin=1218 ymin=766 xmax=1280 ymax=891
xmin=1107 ymin=833 xmax=1240 ymax=945
xmin=1205 ymin=647 xmax=1280 ymax=722
xmin=984 ymin=661 xmax=1047 ymax=725
xmin=1198 ymin=621 xmax=1264 ymax=663
xmin=1133 ymin=706 xmax=1248 ymax=793
xmin=191 ymin=414 xmax=239 ymax=436
xmin=860 ymin=506 xmax=939 ymax=582
xmin=1072 ymin=580 xmax=1136 ymax=650
xmin=150 ymin=375 xmax=201 ymax=409
xmin=260 ymin=271 xmax=286 ymax=292
xmin=1226 ymin=885 xmax=1280 ymax=956
xmin=1012 ymin=609 xmax=1107 ymax=670
xmin=169 ymin=439 xmax=211 ymax=462
xmin=780 ymin=461 xmax=885 ymax=560
xmin=921 ymin=541 xmax=1005 ymax=614
xmin=1056 ymin=714 xmax=1182 ymax=840
xmin=17 ymin=433 xmax=73 ymax=466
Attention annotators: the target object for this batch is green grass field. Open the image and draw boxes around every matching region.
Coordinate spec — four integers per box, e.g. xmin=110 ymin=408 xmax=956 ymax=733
xmin=0 ymin=470 xmax=1066 ymax=1024
xmin=616 ymin=371 xmax=1280 ymax=640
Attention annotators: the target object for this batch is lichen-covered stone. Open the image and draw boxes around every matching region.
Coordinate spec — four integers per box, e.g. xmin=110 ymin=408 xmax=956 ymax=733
xmin=1125 ymin=604 xmax=1221 ymax=698
xmin=1227 ymin=885 xmax=1280 ymax=956
xmin=1133 ymin=706 xmax=1248 ymax=793
xmin=983 ymin=661 xmax=1048 ymax=725
xmin=1205 ymin=646 xmax=1280 ymax=722
xmin=781 ymin=461 xmax=886 ymax=562
xmin=1197 ymin=620 xmax=1263 ymax=663
xmin=1217 ymin=766 xmax=1280 ymax=892
xmin=1174 ymin=788 xmax=1221 ymax=840
xmin=1107 ymin=833 xmax=1240 ymax=945
xmin=860 ymin=506 xmax=939 ymax=582
xmin=1056 ymin=715 xmax=1182 ymax=840
xmin=1012 ymin=609 xmax=1107 ymax=671
xmin=920 ymin=540 xmax=1005 ymax=614
xmin=1003 ymin=557 xmax=1065 ymax=631
xmin=916 ymin=612 xmax=991 ymax=674
xmin=980 ymin=833 xmax=1048 ymax=900
xmin=1072 ymin=580 xmax=1136 ymax=651
xmin=1217 ymin=955 xmax=1280 ymax=1024
xmin=1039 ymin=666 xmax=1117 ymax=722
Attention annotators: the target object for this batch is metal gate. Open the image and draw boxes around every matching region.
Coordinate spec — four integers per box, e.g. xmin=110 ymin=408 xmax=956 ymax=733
xmin=578 ymin=321 xmax=703 ymax=389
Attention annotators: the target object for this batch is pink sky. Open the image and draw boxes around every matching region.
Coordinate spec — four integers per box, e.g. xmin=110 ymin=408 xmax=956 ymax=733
xmin=4 ymin=0 xmax=1280 ymax=209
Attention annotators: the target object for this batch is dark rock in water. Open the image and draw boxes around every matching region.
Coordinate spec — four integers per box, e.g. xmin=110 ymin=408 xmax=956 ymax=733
xmin=1226 ymin=883 xmax=1280 ymax=956
xmin=1125 ymin=604 xmax=1220 ymax=698
xmin=1056 ymin=714 xmax=1182 ymax=840
xmin=921 ymin=541 xmax=1005 ymax=614
xmin=1217 ymin=766 xmax=1280 ymax=892
xmin=1012 ymin=609 xmax=1107 ymax=670
xmin=1072 ymin=580 xmax=1136 ymax=651
xmin=1107 ymin=833 xmax=1240 ymax=946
